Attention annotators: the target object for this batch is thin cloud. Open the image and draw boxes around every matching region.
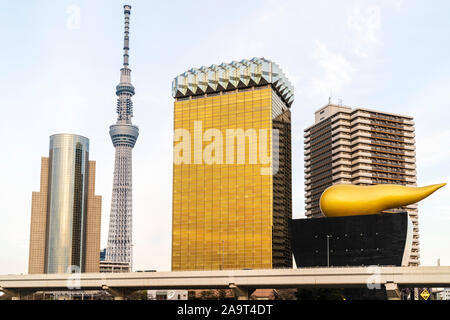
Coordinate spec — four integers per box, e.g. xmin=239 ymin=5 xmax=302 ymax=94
xmin=310 ymin=41 xmax=355 ymax=98
xmin=347 ymin=5 xmax=382 ymax=57
xmin=395 ymin=0 xmax=405 ymax=10
xmin=416 ymin=129 xmax=450 ymax=167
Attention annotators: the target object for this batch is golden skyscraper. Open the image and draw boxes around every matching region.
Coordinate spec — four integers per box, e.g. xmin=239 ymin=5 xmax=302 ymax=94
xmin=28 ymin=134 xmax=102 ymax=274
xmin=171 ymin=58 xmax=294 ymax=271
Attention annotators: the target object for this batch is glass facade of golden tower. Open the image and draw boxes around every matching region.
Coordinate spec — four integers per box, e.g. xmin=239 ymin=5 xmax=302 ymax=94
xmin=171 ymin=58 xmax=294 ymax=271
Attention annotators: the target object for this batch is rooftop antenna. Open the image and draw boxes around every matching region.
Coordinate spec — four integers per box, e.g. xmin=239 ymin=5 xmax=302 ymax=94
xmin=122 ymin=5 xmax=131 ymax=68
xmin=328 ymin=89 xmax=333 ymax=105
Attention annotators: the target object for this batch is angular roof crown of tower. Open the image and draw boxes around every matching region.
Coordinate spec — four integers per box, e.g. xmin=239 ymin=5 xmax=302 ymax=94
xmin=172 ymin=57 xmax=294 ymax=107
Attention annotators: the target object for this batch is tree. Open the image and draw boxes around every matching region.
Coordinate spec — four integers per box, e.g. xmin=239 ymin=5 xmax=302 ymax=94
xmin=128 ymin=290 xmax=148 ymax=300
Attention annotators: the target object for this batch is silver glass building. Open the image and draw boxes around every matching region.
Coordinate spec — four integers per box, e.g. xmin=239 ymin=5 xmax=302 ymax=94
xmin=46 ymin=134 xmax=90 ymax=273
xmin=29 ymin=134 xmax=102 ymax=274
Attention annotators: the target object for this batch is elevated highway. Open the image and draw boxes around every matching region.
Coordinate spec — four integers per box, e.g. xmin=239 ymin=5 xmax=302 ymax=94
xmin=1 ymin=266 xmax=450 ymax=300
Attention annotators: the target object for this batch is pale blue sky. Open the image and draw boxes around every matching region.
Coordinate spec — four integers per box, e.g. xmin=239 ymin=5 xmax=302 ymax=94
xmin=0 ymin=0 xmax=449 ymax=274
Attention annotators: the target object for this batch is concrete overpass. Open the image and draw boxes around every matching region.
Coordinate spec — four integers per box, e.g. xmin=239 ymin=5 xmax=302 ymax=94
xmin=1 ymin=266 xmax=450 ymax=300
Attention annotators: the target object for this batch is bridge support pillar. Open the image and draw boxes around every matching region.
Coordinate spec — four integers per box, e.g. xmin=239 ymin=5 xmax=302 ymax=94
xmin=102 ymin=285 xmax=133 ymax=300
xmin=229 ymin=284 xmax=254 ymax=300
xmin=385 ymin=283 xmax=401 ymax=300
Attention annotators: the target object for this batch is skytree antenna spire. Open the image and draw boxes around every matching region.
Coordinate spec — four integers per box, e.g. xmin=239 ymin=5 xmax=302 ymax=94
xmin=122 ymin=5 xmax=130 ymax=67
xmin=106 ymin=4 xmax=139 ymax=270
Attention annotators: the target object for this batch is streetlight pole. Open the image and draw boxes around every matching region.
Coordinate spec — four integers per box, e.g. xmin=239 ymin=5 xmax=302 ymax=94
xmin=326 ymin=235 xmax=332 ymax=267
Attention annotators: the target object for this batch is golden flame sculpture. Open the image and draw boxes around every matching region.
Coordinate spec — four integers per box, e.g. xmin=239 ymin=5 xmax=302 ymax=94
xmin=319 ymin=183 xmax=446 ymax=217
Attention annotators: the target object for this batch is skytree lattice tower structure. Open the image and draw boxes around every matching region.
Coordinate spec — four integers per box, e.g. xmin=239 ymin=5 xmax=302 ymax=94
xmin=106 ymin=5 xmax=138 ymax=269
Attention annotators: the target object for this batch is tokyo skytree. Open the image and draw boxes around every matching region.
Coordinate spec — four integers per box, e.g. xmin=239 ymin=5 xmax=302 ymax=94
xmin=106 ymin=4 xmax=138 ymax=268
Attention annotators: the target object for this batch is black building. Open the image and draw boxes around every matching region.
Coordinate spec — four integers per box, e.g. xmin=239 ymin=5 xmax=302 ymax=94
xmin=289 ymin=212 xmax=412 ymax=267
xmin=289 ymin=212 xmax=413 ymax=299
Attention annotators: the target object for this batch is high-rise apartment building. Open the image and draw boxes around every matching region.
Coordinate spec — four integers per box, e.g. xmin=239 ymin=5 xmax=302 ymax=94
xmin=28 ymin=134 xmax=102 ymax=274
xmin=106 ymin=5 xmax=138 ymax=268
xmin=304 ymin=104 xmax=419 ymax=266
xmin=171 ymin=58 xmax=293 ymax=271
